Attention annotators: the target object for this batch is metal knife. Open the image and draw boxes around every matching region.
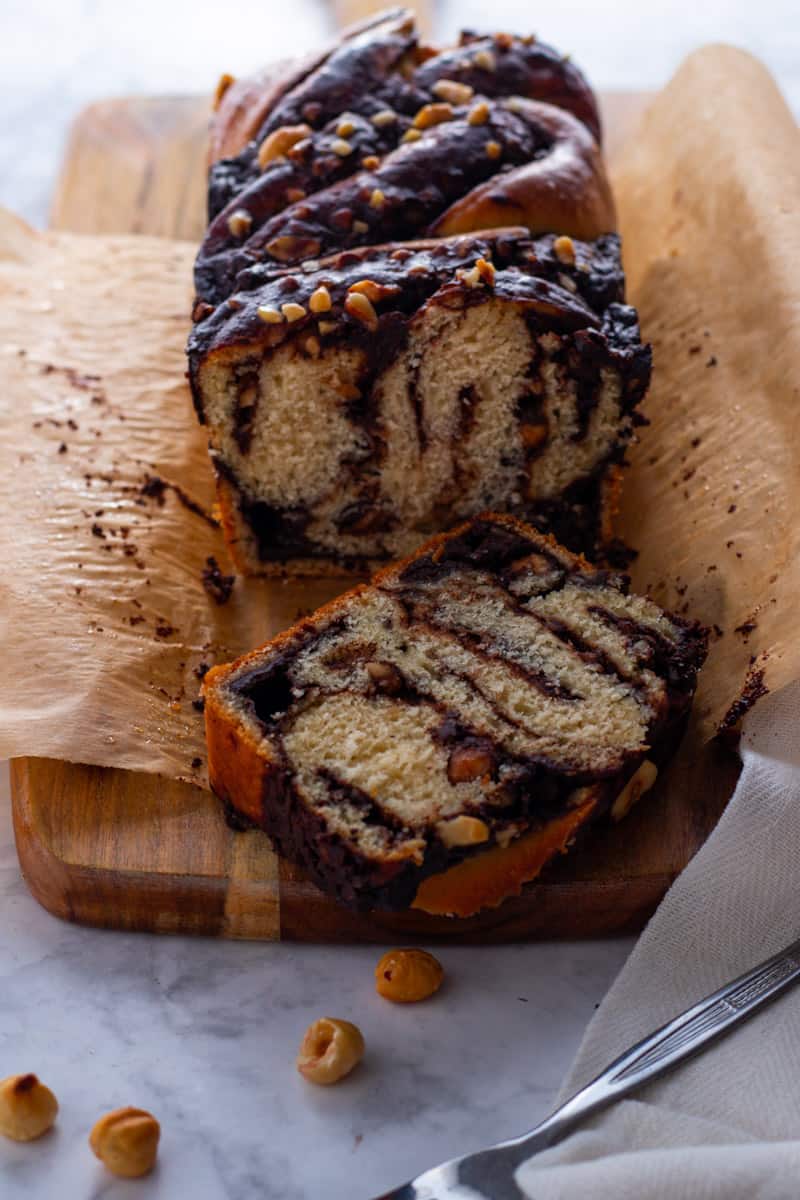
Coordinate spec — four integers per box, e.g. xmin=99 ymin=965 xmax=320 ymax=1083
xmin=374 ymin=935 xmax=800 ymax=1199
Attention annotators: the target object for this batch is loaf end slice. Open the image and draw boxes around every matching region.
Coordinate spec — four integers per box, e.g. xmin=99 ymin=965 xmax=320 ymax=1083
xmin=203 ymin=513 xmax=707 ymax=915
xmin=189 ymin=231 xmax=649 ymax=575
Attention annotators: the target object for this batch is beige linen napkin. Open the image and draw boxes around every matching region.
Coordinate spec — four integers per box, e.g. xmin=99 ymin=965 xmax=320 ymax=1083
xmin=518 ymin=680 xmax=800 ymax=1198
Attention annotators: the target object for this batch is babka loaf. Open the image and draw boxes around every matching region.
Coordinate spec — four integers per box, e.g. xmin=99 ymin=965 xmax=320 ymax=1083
xmin=189 ymin=11 xmax=647 ymax=575
xmin=203 ymin=514 xmax=707 ymax=915
xmin=188 ymin=229 xmax=650 ymax=573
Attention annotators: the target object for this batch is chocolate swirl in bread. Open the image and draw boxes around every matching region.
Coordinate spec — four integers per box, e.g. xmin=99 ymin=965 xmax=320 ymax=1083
xmin=188 ymin=230 xmax=650 ymax=574
xmin=190 ymin=14 xmax=642 ymax=574
xmin=203 ymin=514 xmax=708 ymax=914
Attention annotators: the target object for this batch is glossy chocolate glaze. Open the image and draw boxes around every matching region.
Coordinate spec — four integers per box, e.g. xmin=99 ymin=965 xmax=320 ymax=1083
xmin=189 ymin=230 xmax=626 ymax=389
xmin=198 ymin=101 xmax=557 ymax=305
xmin=206 ymin=24 xmax=600 ymax=231
xmin=216 ymin=516 xmax=707 ymax=910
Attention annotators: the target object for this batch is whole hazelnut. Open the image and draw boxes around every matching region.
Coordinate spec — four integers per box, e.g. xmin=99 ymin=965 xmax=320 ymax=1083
xmin=89 ymin=1107 xmax=160 ymax=1178
xmin=375 ymin=948 xmax=444 ymax=1003
xmin=0 ymin=1074 xmax=58 ymax=1141
xmin=297 ymin=1018 xmax=364 ymax=1085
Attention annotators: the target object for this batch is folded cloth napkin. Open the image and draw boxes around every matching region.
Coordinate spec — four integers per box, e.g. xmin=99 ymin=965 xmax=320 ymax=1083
xmin=518 ymin=680 xmax=800 ymax=1199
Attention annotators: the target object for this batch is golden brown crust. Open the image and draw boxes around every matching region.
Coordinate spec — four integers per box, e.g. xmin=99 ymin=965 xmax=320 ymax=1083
xmin=412 ymin=795 xmax=598 ymax=916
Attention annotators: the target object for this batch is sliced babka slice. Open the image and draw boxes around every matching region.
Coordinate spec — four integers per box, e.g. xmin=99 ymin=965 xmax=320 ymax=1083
xmin=203 ymin=513 xmax=707 ymax=915
xmin=188 ymin=230 xmax=650 ymax=575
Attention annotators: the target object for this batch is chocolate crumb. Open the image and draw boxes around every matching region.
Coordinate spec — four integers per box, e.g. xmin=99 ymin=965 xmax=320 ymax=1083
xmin=91 ymin=523 xmax=105 ymax=539
xmin=734 ymin=620 xmax=757 ymax=638
xmin=706 ymin=356 xmax=717 ymax=367
xmin=194 ymin=661 xmax=210 ymax=681
xmin=155 ymin=622 xmax=175 ymax=638
xmin=717 ymin=663 xmax=769 ymax=739
xmin=728 ymin=504 xmax=737 ymax=514
xmin=140 ymin=474 xmax=168 ymax=504
xmin=191 ymin=756 xmax=202 ymax=769
xmin=690 ymin=437 xmax=702 ymax=447
xmin=58 ymin=442 xmax=67 ymax=454
xmin=201 ymin=556 xmax=235 ymax=605
xmin=192 ymin=698 xmax=205 ymax=713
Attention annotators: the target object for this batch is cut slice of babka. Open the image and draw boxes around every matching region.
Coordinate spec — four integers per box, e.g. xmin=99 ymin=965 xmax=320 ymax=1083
xmin=188 ymin=230 xmax=650 ymax=574
xmin=203 ymin=513 xmax=707 ymax=915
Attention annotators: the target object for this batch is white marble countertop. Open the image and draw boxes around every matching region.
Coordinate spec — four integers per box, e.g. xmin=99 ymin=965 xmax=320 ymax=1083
xmin=0 ymin=761 xmax=631 ymax=1199
xmin=0 ymin=1 xmax=791 ymax=1195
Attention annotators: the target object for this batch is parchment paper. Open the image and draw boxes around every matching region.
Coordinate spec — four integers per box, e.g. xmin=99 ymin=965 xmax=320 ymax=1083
xmin=0 ymin=45 xmax=798 ymax=783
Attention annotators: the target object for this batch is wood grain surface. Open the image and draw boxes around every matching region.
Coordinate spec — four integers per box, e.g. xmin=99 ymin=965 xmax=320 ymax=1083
xmin=12 ymin=52 xmax=737 ymax=941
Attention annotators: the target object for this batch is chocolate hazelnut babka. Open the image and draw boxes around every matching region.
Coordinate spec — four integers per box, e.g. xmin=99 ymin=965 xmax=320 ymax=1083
xmin=204 ymin=514 xmax=708 ymax=915
xmin=189 ymin=10 xmax=649 ymax=575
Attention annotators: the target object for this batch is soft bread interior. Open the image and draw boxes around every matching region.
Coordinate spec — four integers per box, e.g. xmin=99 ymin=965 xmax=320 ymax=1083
xmin=199 ymin=291 xmax=630 ymax=565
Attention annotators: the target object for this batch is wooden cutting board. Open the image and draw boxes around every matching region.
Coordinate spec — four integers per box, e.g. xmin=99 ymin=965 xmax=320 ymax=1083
xmin=9 ymin=80 xmax=741 ymax=941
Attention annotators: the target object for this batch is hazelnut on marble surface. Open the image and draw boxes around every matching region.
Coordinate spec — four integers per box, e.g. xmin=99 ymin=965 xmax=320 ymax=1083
xmin=0 ymin=1074 xmax=58 ymax=1141
xmin=375 ymin=949 xmax=444 ymax=1003
xmin=89 ymin=1107 xmax=160 ymax=1178
xmin=297 ymin=1018 xmax=364 ymax=1085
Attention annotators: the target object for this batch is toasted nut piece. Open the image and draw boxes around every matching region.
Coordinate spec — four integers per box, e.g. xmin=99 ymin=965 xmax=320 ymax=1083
xmin=281 ymin=302 xmax=306 ymax=323
xmin=89 ymin=1107 xmax=160 ymax=1178
xmin=352 ymin=219 xmax=369 ymax=234
xmin=348 ymin=278 xmax=394 ymax=304
xmin=401 ymin=128 xmax=422 ymax=143
xmin=318 ymin=320 xmax=337 ymax=335
xmin=495 ymin=32 xmax=514 ymax=50
xmin=447 ymin=745 xmax=494 ymax=784
xmin=362 ymin=154 xmax=380 ymax=170
xmin=257 ymin=123 xmax=312 ymax=169
xmin=345 ymin=292 xmax=379 ymax=330
xmin=438 ymin=814 xmax=491 ymax=848
xmin=365 ymin=660 xmax=403 ymax=694
xmin=285 ymin=186 xmax=307 ymax=203
xmin=413 ymin=102 xmax=455 ymax=130
xmin=309 ymin=286 xmax=332 ymax=314
xmin=336 ymin=115 xmax=356 ymax=137
xmin=476 ymin=257 xmax=496 ymax=286
xmin=369 ymin=188 xmax=386 ymax=209
xmin=226 ymin=208 xmax=252 ymax=238
xmin=467 ymin=101 xmax=490 ymax=126
xmin=520 ymin=423 xmax=549 ymax=450
xmin=504 ymin=96 xmax=526 ymax=114
xmin=0 ymin=1074 xmax=58 ymax=1141
xmin=432 ymin=79 xmax=474 ymax=105
xmin=297 ymin=1018 xmax=364 ymax=1085
xmin=458 ymin=264 xmax=482 ymax=288
xmin=256 ymin=306 xmax=284 ymax=324
xmin=611 ymin=760 xmax=658 ymax=821
xmin=331 ymin=138 xmax=353 ymax=157
xmin=212 ymin=72 xmax=235 ymax=112
xmin=474 ymin=48 xmax=496 ymax=71
xmin=266 ymin=234 xmax=321 ymax=262
xmin=371 ymin=109 xmax=397 ymax=127
xmin=485 ymin=139 xmax=502 ymax=160
xmin=375 ymin=948 xmax=444 ymax=1003
xmin=553 ymin=235 xmax=577 ymax=265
